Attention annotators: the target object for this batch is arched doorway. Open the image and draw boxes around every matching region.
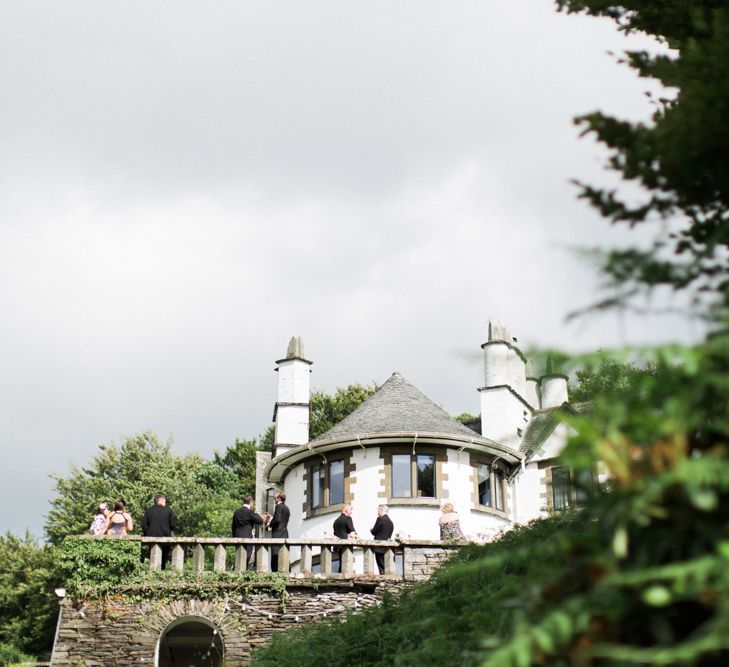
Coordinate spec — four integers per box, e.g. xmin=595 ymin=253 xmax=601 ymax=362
xmin=156 ymin=615 xmax=224 ymax=667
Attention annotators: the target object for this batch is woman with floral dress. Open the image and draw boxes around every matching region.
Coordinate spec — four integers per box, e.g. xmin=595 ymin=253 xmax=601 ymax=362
xmin=438 ymin=503 xmax=465 ymax=541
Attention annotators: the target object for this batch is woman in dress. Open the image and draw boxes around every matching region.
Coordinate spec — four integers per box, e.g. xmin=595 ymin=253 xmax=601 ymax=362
xmin=438 ymin=503 xmax=465 ymax=541
xmin=89 ymin=502 xmax=109 ymax=535
xmin=104 ymin=499 xmax=133 ymax=536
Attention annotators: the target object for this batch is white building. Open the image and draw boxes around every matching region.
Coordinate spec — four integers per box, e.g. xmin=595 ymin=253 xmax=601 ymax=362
xmin=255 ymin=323 xmax=588 ymax=544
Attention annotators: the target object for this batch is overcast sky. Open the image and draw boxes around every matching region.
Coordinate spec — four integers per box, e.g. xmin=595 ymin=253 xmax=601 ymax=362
xmin=1 ymin=1 xmax=701 ymax=538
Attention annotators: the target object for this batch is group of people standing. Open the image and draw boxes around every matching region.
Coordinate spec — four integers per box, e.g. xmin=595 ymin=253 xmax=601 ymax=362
xmin=91 ymin=492 xmax=465 ymax=574
xmin=232 ymin=492 xmax=290 ymax=570
xmin=90 ymin=495 xmax=176 ymax=538
xmin=230 ymin=496 xmax=396 ymax=574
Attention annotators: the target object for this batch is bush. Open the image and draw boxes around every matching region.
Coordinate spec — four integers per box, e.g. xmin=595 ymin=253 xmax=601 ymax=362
xmin=57 ymin=537 xmax=142 ymax=597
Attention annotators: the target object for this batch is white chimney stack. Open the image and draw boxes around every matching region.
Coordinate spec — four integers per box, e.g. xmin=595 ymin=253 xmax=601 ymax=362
xmin=273 ymin=336 xmax=312 ymax=457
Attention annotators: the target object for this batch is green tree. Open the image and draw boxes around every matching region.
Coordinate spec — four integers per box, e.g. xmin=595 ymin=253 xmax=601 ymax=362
xmin=46 ymin=432 xmax=241 ymax=543
xmin=309 ymin=383 xmax=377 ymax=440
xmin=0 ymin=532 xmax=58 ymax=661
xmin=556 ymin=0 xmax=729 ymax=317
xmin=213 ymin=438 xmax=259 ymax=497
xmin=569 ymin=356 xmax=657 ymax=402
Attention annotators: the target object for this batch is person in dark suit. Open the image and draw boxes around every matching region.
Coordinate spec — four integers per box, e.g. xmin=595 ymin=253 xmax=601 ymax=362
xmin=142 ymin=495 xmax=177 ymax=569
xmin=332 ymin=504 xmax=357 ymax=573
xmin=370 ymin=504 xmax=394 ymax=574
xmin=267 ymin=491 xmax=290 ymax=572
xmin=232 ymin=495 xmax=266 ymax=569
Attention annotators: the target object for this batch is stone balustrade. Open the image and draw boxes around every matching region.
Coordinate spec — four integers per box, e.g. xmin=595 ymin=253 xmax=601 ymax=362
xmin=141 ymin=536 xmax=402 ymax=577
xmin=79 ymin=535 xmax=464 ymax=581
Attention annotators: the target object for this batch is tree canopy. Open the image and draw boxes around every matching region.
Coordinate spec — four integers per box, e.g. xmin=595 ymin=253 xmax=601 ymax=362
xmin=309 ymin=383 xmax=377 ymax=440
xmin=569 ymin=355 xmax=657 ymax=402
xmin=45 ymin=433 xmax=244 ymax=543
xmin=0 ymin=533 xmax=58 ymax=661
xmin=557 ymin=0 xmax=729 ymax=317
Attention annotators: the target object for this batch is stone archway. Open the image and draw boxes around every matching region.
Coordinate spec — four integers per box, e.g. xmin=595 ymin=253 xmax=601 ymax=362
xmin=156 ymin=615 xmax=224 ymax=667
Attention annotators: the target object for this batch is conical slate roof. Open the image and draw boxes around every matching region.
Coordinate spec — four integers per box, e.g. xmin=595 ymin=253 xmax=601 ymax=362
xmin=313 ymin=372 xmax=480 ymax=441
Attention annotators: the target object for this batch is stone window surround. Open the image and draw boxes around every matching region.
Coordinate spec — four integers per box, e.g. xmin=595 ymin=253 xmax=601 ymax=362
xmin=538 ymin=459 xmax=594 ymax=513
xmin=469 ymin=453 xmax=509 ymax=517
xmin=379 ymin=445 xmax=448 ymax=503
xmin=302 ymin=454 xmax=356 ymax=519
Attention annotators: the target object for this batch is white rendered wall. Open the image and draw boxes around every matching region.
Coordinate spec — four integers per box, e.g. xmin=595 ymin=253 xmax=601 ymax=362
xmin=540 ymin=376 xmax=568 ymax=409
xmin=275 ymin=358 xmax=311 ymax=451
xmin=483 ymin=342 xmax=512 ymax=386
xmin=277 ymin=359 xmax=310 ymax=403
xmin=445 ymin=448 xmax=511 ymax=541
xmin=480 ymin=387 xmax=528 ymax=450
xmin=274 ymin=405 xmax=310 ymax=449
xmin=512 ymin=463 xmax=544 ymax=524
xmin=525 ymin=378 xmax=539 ymax=409
xmin=283 ymin=447 xmax=512 ymax=545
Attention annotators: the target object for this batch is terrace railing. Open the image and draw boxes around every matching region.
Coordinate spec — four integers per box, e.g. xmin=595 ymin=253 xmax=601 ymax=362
xmin=140 ymin=537 xmax=402 ymax=578
xmin=77 ymin=535 xmax=462 ymax=581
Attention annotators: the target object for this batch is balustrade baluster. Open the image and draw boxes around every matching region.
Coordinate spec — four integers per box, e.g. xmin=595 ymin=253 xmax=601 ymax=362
xmin=277 ymin=545 xmax=290 ymax=574
xmin=213 ymin=544 xmax=226 ymax=572
xmin=320 ymin=546 xmax=332 ymax=575
xmin=384 ymin=548 xmax=396 ymax=575
xmin=363 ymin=547 xmax=375 ymax=575
xmin=256 ymin=544 xmax=269 ymax=573
xmin=192 ymin=544 xmax=205 ymax=573
xmin=301 ymin=545 xmax=312 ymax=575
xmin=149 ymin=544 xmax=162 ymax=572
xmin=234 ymin=546 xmax=246 ymax=572
xmin=171 ymin=544 xmax=184 ymax=571
xmin=341 ymin=546 xmax=354 ymax=577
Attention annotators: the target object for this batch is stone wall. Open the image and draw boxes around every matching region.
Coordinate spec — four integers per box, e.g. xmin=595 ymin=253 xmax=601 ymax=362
xmin=51 ymin=582 xmax=398 ymax=667
xmin=401 ymin=541 xmax=459 ymax=581
xmin=51 ymin=542 xmax=460 ymax=666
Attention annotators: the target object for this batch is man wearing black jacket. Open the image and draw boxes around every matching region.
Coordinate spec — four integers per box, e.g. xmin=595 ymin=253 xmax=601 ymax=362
xmin=232 ymin=496 xmax=266 ymax=569
xmin=267 ymin=492 xmax=290 ymax=572
xmin=142 ymin=495 xmax=176 ymax=569
xmin=370 ymin=504 xmax=394 ymax=574
xmin=332 ymin=503 xmax=357 ymax=573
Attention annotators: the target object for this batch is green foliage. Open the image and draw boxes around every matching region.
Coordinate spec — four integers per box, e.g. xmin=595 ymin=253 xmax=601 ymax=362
xmin=259 ymin=425 xmax=276 ymax=452
xmin=57 ymin=537 xmax=142 ymax=598
xmin=213 ymin=438 xmax=259 ymax=497
xmin=0 ymin=643 xmax=36 ymax=666
xmin=0 ymin=533 xmax=58 ymax=661
xmin=46 ymin=432 xmax=243 ymax=543
xmin=55 ymin=537 xmax=288 ymax=602
xmin=309 ymin=384 xmax=377 ymax=440
xmin=252 ymin=516 xmax=582 ymax=667
xmin=570 ymin=355 xmax=657 ymax=402
xmin=556 ymin=0 xmax=729 ymax=316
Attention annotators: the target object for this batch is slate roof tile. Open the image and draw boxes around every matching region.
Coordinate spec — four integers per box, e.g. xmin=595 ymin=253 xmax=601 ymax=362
xmin=313 ymin=372 xmax=480 ymax=441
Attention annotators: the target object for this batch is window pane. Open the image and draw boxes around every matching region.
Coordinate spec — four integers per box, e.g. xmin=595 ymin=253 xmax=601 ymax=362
xmin=311 ymin=465 xmax=324 ymax=509
xmin=552 ymin=466 xmax=571 ymax=510
xmin=329 ymin=460 xmax=344 ymax=506
xmin=477 ymin=463 xmax=491 ymax=506
xmin=416 ymin=455 xmax=435 ymax=498
xmin=494 ymin=469 xmax=504 ymax=511
xmin=392 ymin=454 xmax=412 ymax=497
xmin=574 ymin=468 xmax=594 ymax=505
